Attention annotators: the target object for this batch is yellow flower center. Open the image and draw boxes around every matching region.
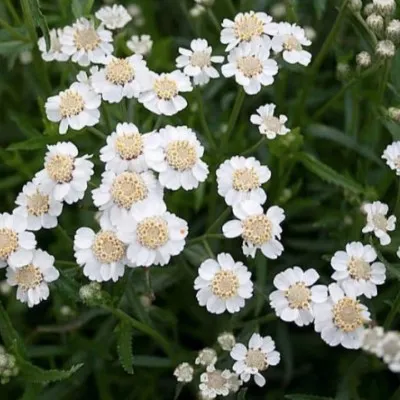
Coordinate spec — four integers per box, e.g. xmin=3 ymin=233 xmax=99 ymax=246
xmin=333 ymin=297 xmax=364 ymax=333
xmin=153 ymin=77 xmax=178 ymax=100
xmin=137 ymin=217 xmax=169 ymax=249
xmin=242 ymin=214 xmax=272 ymax=246
xmin=372 ymin=214 xmax=388 ymax=230
xmin=234 ymin=14 xmax=264 ymax=42
xmin=190 ymin=51 xmax=211 ymax=68
xmin=285 ymin=282 xmax=311 ymax=309
xmin=45 ymin=154 xmax=74 ymax=183
xmin=111 ymin=172 xmax=148 ymax=209
xmin=262 ymin=116 xmax=282 ymax=133
xmin=26 ymin=191 xmax=50 ymax=217
xmin=165 ymin=140 xmax=197 ymax=171
xmin=206 ymin=370 xmax=227 ymax=390
xmin=237 ymin=56 xmax=263 ymax=78
xmin=92 ymin=231 xmax=125 ymax=264
xmin=105 ymin=58 xmax=135 ymax=85
xmin=15 ymin=264 xmax=43 ymax=291
xmin=211 ymin=270 xmax=239 ymax=299
xmin=59 ymin=90 xmax=85 ymax=118
xmin=245 ymin=349 xmax=267 ymax=371
xmin=232 ymin=167 xmax=260 ymax=192
xmin=115 ymin=133 xmax=143 ymax=160
xmin=348 ymin=257 xmax=371 ymax=280
xmin=283 ymin=35 xmax=302 ymax=51
xmin=74 ymin=27 xmax=101 ymax=51
xmin=0 ymin=228 xmax=18 ymax=260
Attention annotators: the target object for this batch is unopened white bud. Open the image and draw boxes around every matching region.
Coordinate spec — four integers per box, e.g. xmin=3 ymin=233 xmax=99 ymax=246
xmin=388 ymin=107 xmax=400 ymax=122
xmin=217 ymin=332 xmax=236 ymax=351
xmin=336 ymin=62 xmax=351 ymax=80
xmin=364 ymin=3 xmax=376 ymax=16
xmin=271 ymin=3 xmax=287 ymax=19
xmin=195 ymin=348 xmax=217 ymax=366
xmin=0 ymin=281 xmax=11 ymax=296
xmin=366 ymin=13 xmax=384 ymax=34
xmin=79 ymin=282 xmax=103 ymax=304
xmin=373 ymin=0 xmax=396 ymax=16
xmin=173 ymin=362 xmax=194 ymax=383
xmin=348 ymin=0 xmax=363 ymax=12
xmin=356 ymin=51 xmax=372 ymax=68
xmin=304 ymin=26 xmax=317 ymax=41
xmin=387 ymin=19 xmax=400 ymax=43
xmin=190 ymin=4 xmax=206 ymax=17
xmin=376 ymin=40 xmax=396 ymax=58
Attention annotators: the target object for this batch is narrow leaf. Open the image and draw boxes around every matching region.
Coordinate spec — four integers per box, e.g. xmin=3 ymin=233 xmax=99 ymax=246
xmin=116 ymin=322 xmax=134 ymax=374
xmin=0 ymin=301 xmax=26 ymax=357
xmin=21 ymin=0 xmax=50 ymax=48
xmin=285 ymin=395 xmax=334 ymax=400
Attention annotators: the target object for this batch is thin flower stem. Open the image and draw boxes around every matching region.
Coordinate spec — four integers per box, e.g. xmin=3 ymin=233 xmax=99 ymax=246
xmin=55 ymin=260 xmax=78 ymax=268
xmin=56 ymin=225 xmax=73 ymax=245
xmin=195 ymin=88 xmax=217 ymax=149
xmin=0 ymin=18 xmax=28 ymax=42
xmin=207 ymin=9 xmax=221 ymax=33
xmin=101 ymin=104 xmax=113 ymax=132
xmin=240 ymin=137 xmax=266 ymax=156
xmin=153 ymin=115 xmax=164 ymax=130
xmin=202 ymin=239 xmax=215 ymax=258
xmin=378 ymin=61 xmax=391 ymax=103
xmin=144 ymin=268 xmax=155 ymax=301
xmin=224 ymin=0 xmax=236 ymax=16
xmin=206 ymin=207 xmax=231 ymax=234
xmin=384 ymin=285 xmax=400 ymax=329
xmin=188 ymin=233 xmax=225 ymax=245
xmin=284 ymin=0 xmax=297 ymax=23
xmin=222 ymin=88 xmax=246 ymax=148
xmin=88 ymin=127 xmax=107 ymax=140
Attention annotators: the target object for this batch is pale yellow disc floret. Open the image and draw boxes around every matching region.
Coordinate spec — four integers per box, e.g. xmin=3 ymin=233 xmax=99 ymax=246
xmin=115 ymin=133 xmax=143 ymax=160
xmin=74 ymin=27 xmax=101 ymax=51
xmin=333 ymin=297 xmax=364 ymax=333
xmin=285 ymin=282 xmax=311 ymax=309
xmin=211 ymin=270 xmax=239 ymax=300
xmin=111 ymin=172 xmax=148 ymax=209
xmin=92 ymin=231 xmax=125 ymax=264
xmin=26 ymin=191 xmax=50 ymax=217
xmin=190 ymin=51 xmax=211 ymax=68
xmin=245 ymin=349 xmax=267 ymax=371
xmin=105 ymin=58 xmax=135 ymax=85
xmin=348 ymin=257 xmax=371 ymax=280
xmin=0 ymin=228 xmax=18 ymax=260
xmin=234 ymin=14 xmax=264 ymax=42
xmin=237 ymin=56 xmax=263 ymax=78
xmin=232 ymin=167 xmax=260 ymax=192
xmin=165 ymin=140 xmax=197 ymax=171
xmin=59 ymin=90 xmax=85 ymax=118
xmin=242 ymin=214 xmax=272 ymax=246
xmin=153 ymin=77 xmax=178 ymax=100
xmin=137 ymin=217 xmax=169 ymax=249
xmin=283 ymin=35 xmax=302 ymax=51
xmin=15 ymin=264 xmax=43 ymax=291
xmin=45 ymin=154 xmax=74 ymax=183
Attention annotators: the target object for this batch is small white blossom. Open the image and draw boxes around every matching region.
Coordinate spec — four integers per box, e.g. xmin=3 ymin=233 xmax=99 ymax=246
xmin=362 ymin=326 xmax=385 ymax=354
xmin=379 ymin=331 xmax=400 ymax=372
xmin=195 ymin=348 xmax=217 ymax=367
xmin=250 ymin=103 xmax=289 ymax=139
xmin=387 ymin=20 xmax=400 ymax=43
xmin=38 ymin=29 xmax=69 ymax=62
xmin=95 ymin=5 xmax=132 ymax=30
xmin=190 ymin=5 xmax=206 ymax=17
xmin=217 ymin=332 xmax=236 ymax=351
xmin=127 ymin=35 xmax=153 ymax=56
xmin=376 ymin=40 xmax=396 ymax=58
xmin=382 ymin=141 xmax=400 ymax=175
xmin=199 ymin=365 xmax=235 ymax=399
xmin=373 ymin=0 xmax=396 ymax=16
xmin=174 ymin=362 xmax=194 ymax=382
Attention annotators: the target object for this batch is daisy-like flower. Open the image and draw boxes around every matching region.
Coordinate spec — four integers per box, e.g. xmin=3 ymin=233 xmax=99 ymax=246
xmin=199 ymin=365 xmax=237 ymax=399
xmin=92 ymin=169 xmax=163 ymax=226
xmin=95 ymin=5 xmax=132 ymax=30
xmin=173 ymin=362 xmax=194 ymax=383
xmin=100 ymin=123 xmax=154 ymax=173
xmin=221 ymin=11 xmax=278 ymax=51
xmin=117 ymin=200 xmax=188 ymax=267
xmin=6 ymin=249 xmax=59 ymax=308
xmin=0 ymin=213 xmax=35 ymax=269
xmin=176 ymin=39 xmax=224 ymax=86
xmin=362 ymin=201 xmax=396 ymax=245
xmin=221 ymin=39 xmax=278 ymax=95
xmin=331 ymin=242 xmax=386 ymax=299
xmin=127 ymin=34 xmax=153 ymax=56
xmin=195 ymin=348 xmax=217 ymax=367
xmin=250 ymin=104 xmax=290 ymax=139
xmin=194 ymin=253 xmax=253 ymax=314
xmin=60 ymin=17 xmax=113 ymax=66
xmin=74 ymin=219 xmax=131 ymax=283
xmin=45 ymin=81 xmax=101 ymax=134
xmin=382 ymin=141 xmax=400 ymax=175
xmin=271 ymin=22 xmax=312 ymax=66
xmin=314 ymin=283 xmax=371 ymax=349
xmin=230 ymin=333 xmax=280 ymax=387
xmin=378 ymin=331 xmax=400 ymax=372
xmin=14 ymin=181 xmax=63 ymax=231
xmin=38 ymin=29 xmax=69 ymax=62
xmin=139 ymin=70 xmax=193 ymax=115
xmin=145 ymin=126 xmax=209 ymax=190
xmin=91 ymin=55 xmax=149 ymax=103
xmin=269 ymin=266 xmax=328 ymax=326
xmin=33 ymin=142 xmax=94 ymax=204
xmin=222 ymin=200 xmax=285 ymax=259
xmin=216 ymin=156 xmax=271 ymax=206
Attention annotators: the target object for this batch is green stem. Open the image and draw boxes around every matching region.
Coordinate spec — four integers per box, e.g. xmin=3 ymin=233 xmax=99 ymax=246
xmin=188 ymin=233 xmax=225 ymax=245
xmin=56 ymin=225 xmax=73 ymax=245
xmin=153 ymin=115 xmax=164 ymax=130
xmin=101 ymin=104 xmax=112 ymax=133
xmin=5 ymin=0 xmax=22 ymax=24
xmin=378 ymin=61 xmax=391 ymax=103
xmin=384 ymin=285 xmax=400 ymax=329
xmin=196 ymin=88 xmax=216 ymax=149
xmin=55 ymin=260 xmax=78 ymax=268
xmin=206 ymin=207 xmax=231 ymax=234
xmin=144 ymin=268 xmax=155 ymax=301
xmin=353 ymin=12 xmax=377 ymax=47
xmin=240 ymin=137 xmax=266 ymax=156
xmin=224 ymin=0 xmax=236 ymax=16
xmin=202 ymin=239 xmax=215 ymax=258
xmin=207 ymin=9 xmax=221 ymax=33
xmin=222 ymin=88 xmax=246 ymax=148
xmin=394 ymin=180 xmax=400 ymax=218
xmin=0 ymin=18 xmax=28 ymax=42
xmin=88 ymin=127 xmax=107 ymax=140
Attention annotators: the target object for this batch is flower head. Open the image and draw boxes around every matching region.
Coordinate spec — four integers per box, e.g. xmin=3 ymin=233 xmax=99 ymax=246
xmin=6 ymin=249 xmax=59 ymax=307
xmin=376 ymin=40 xmax=396 ymax=59
xmin=194 ymin=253 xmax=253 ymax=314
xmin=174 ymin=362 xmax=194 ymax=382
xmin=217 ymin=332 xmax=236 ymax=351
xmin=199 ymin=365 xmax=237 ymax=399
xmin=38 ymin=29 xmax=69 ymax=62
xmin=269 ymin=267 xmax=328 ymax=326
xmin=195 ymin=348 xmax=217 ymax=367
xmin=362 ymin=326 xmax=385 ymax=354
xmin=127 ymin=35 xmax=153 ymax=56
xmin=373 ymin=0 xmax=396 ymax=16
xmin=223 ymin=200 xmax=285 ymax=259
xmin=95 ymin=5 xmax=132 ymax=30
xmin=250 ymin=103 xmax=289 ymax=139
xmin=382 ymin=141 xmax=400 ymax=175
xmin=230 ymin=333 xmax=280 ymax=387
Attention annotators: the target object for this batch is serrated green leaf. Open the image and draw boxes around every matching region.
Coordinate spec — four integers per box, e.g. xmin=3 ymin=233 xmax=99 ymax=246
xmin=0 ymin=301 xmax=26 ymax=357
xmin=116 ymin=322 xmax=134 ymax=374
xmin=285 ymin=395 xmax=334 ymax=400
xmin=20 ymin=383 xmax=42 ymax=400
xmin=298 ymin=152 xmax=364 ymax=194
xmin=54 ymin=272 xmax=81 ymax=303
xmin=21 ymin=0 xmax=50 ymax=49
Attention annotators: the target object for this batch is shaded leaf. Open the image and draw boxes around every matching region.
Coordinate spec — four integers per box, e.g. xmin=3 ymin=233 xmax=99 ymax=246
xmin=116 ymin=322 xmax=134 ymax=374
xmin=286 ymin=396 xmax=334 ymax=400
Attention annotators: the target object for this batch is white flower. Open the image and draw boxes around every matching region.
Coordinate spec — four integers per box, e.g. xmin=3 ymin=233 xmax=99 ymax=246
xmin=194 ymin=253 xmax=253 ymax=314
xmin=190 ymin=4 xmax=206 ymax=17
xmin=314 ymin=283 xmax=371 ymax=349
xmin=250 ymin=103 xmax=290 ymax=139
xmin=117 ymin=200 xmax=188 ymax=267
xmin=127 ymin=4 xmax=144 ymax=26
xmin=19 ymin=50 xmax=33 ymax=65
xmin=217 ymin=332 xmax=236 ymax=351
xmin=145 ymin=126 xmax=209 ymax=190
xmin=95 ymin=5 xmax=132 ymax=29
xmin=195 ymin=348 xmax=217 ymax=366
xmin=76 ymin=66 xmax=99 ymax=86
xmin=230 ymin=333 xmax=280 ymax=387
xmin=60 ymin=18 xmax=113 ymax=66
xmin=271 ymin=22 xmax=312 ymax=66
xmin=378 ymin=331 xmax=400 ymax=372
xmin=14 ymin=181 xmax=63 ymax=231
xmin=382 ymin=141 xmax=400 ymax=175
xmin=331 ymin=242 xmax=386 ymax=299
xmin=173 ymin=362 xmax=194 ymax=383
xmin=216 ymin=156 xmax=271 ymax=206
xmin=362 ymin=326 xmax=385 ymax=354
xmin=92 ymin=169 xmax=163 ymax=227
xmin=33 ymin=142 xmax=94 ymax=204
xmin=38 ymin=29 xmax=69 ymax=62
xmin=223 ymin=200 xmax=285 ymax=259
xmin=221 ymin=11 xmax=278 ymax=51
xmin=362 ymin=201 xmax=396 ymax=245
xmin=100 ymin=123 xmax=155 ymax=173
xmin=199 ymin=365 xmax=236 ymax=399
xmin=0 ymin=213 xmax=35 ymax=269
xmin=139 ymin=70 xmax=193 ymax=115
xmin=269 ymin=267 xmax=328 ymax=326
xmin=91 ymin=55 xmax=149 ymax=103
xmin=45 ymin=81 xmax=101 ymax=134
xmin=373 ymin=0 xmax=396 ymax=16
xmin=127 ymin=34 xmax=153 ymax=56
xmin=6 ymin=249 xmax=59 ymax=308
xmin=74 ymin=219 xmax=131 ymax=283
xmin=176 ymin=39 xmax=224 ymax=86
xmin=221 ymin=39 xmax=278 ymax=95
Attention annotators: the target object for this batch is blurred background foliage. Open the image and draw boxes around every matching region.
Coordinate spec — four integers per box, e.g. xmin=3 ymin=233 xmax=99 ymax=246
xmin=1 ymin=0 xmax=400 ymax=398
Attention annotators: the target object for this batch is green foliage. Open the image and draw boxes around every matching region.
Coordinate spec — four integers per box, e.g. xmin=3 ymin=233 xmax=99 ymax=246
xmin=116 ymin=322 xmax=134 ymax=374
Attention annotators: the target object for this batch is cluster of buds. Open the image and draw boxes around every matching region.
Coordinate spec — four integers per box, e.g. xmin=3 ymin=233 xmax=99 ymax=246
xmin=79 ymin=282 xmax=108 ymax=306
xmin=190 ymin=0 xmax=214 ymax=18
xmin=0 ymin=346 xmax=19 ymax=385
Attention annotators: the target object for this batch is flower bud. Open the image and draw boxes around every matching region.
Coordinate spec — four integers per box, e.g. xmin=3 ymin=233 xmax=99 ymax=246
xmin=373 ymin=0 xmax=396 ymax=16
xmin=348 ymin=0 xmax=363 ymax=12
xmin=387 ymin=19 xmax=400 ymax=43
xmin=388 ymin=107 xmax=400 ymax=123
xmin=79 ymin=282 xmax=104 ymax=306
xmin=189 ymin=4 xmax=206 ymax=17
xmin=271 ymin=3 xmax=287 ymax=19
xmin=217 ymin=332 xmax=236 ymax=351
xmin=366 ymin=13 xmax=384 ymax=35
xmin=336 ymin=62 xmax=351 ymax=81
xmin=363 ymin=3 xmax=376 ymax=16
xmin=304 ymin=26 xmax=317 ymax=41
xmin=0 ymin=347 xmax=19 ymax=385
xmin=376 ymin=40 xmax=396 ymax=58
xmin=173 ymin=362 xmax=194 ymax=383
xmin=356 ymin=51 xmax=372 ymax=68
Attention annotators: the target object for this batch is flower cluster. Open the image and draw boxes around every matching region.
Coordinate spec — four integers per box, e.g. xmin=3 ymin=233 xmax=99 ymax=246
xmin=0 ymin=346 xmax=19 ymax=385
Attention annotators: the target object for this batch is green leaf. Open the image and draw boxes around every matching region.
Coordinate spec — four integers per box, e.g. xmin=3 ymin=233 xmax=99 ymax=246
xmin=285 ymin=395 xmax=334 ymax=400
xmin=116 ymin=322 xmax=134 ymax=374
xmin=21 ymin=0 xmax=50 ymax=49
xmin=298 ymin=152 xmax=364 ymax=194
xmin=314 ymin=0 xmax=328 ymax=19
xmin=0 ymin=301 xmax=26 ymax=357
xmin=72 ymin=0 xmax=95 ymax=18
